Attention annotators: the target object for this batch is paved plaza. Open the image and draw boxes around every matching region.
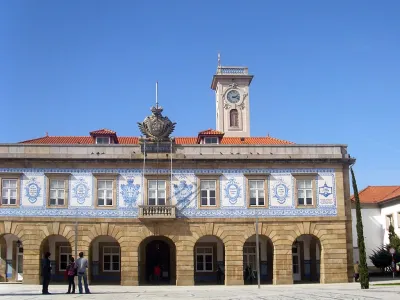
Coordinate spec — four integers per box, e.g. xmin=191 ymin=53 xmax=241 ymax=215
xmin=1 ymin=281 xmax=400 ymax=300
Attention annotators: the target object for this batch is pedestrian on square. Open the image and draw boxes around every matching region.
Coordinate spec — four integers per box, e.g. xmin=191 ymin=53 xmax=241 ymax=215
xmin=216 ymin=265 xmax=224 ymax=284
xmin=354 ymin=261 xmax=360 ymax=282
xmin=66 ymin=256 xmax=76 ymax=294
xmin=41 ymin=252 xmax=52 ymax=295
xmin=154 ymin=265 xmax=161 ymax=283
xmin=76 ymin=252 xmax=91 ymax=294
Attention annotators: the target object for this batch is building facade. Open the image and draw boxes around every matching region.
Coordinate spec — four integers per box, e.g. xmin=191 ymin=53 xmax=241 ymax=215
xmin=351 ymin=186 xmax=400 ymax=271
xmin=0 ymin=62 xmax=354 ymax=286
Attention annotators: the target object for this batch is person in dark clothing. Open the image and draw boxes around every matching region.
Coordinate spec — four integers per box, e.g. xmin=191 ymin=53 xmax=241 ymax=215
xmin=66 ymin=256 xmax=76 ymax=294
xmin=216 ymin=265 xmax=224 ymax=284
xmin=41 ymin=252 xmax=52 ymax=295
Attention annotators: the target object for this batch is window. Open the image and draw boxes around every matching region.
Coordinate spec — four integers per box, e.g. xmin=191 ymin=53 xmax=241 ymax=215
xmin=103 ymin=246 xmax=120 ymax=272
xmin=200 ymin=180 xmax=216 ymax=206
xmin=243 ymin=246 xmax=256 ymax=270
xmin=230 ymin=109 xmax=239 ymax=127
xmin=59 ymin=246 xmax=72 ymax=271
xmin=204 ymin=137 xmax=218 ymax=144
xmin=49 ymin=179 xmax=65 ymax=206
xmin=196 ymin=247 xmax=213 ymax=272
xmin=2 ymin=179 xmax=17 ymax=205
xmin=386 ymin=214 xmax=393 ymax=229
xmin=297 ymin=179 xmax=313 ymax=206
xmin=98 ymin=180 xmax=113 ymax=206
xmin=148 ymin=180 xmax=166 ymax=205
xmin=96 ymin=137 xmax=110 ymax=144
xmin=249 ymin=180 xmax=265 ymax=206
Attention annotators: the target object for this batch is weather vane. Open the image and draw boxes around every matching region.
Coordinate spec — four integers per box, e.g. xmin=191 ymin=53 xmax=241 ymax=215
xmin=217 ymin=52 xmax=221 ymax=67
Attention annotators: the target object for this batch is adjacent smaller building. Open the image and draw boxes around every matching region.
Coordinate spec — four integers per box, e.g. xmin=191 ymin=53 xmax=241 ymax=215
xmin=351 ymin=186 xmax=400 ymax=271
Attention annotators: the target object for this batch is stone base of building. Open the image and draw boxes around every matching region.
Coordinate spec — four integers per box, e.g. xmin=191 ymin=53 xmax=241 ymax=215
xmin=0 ymin=218 xmax=352 ymax=286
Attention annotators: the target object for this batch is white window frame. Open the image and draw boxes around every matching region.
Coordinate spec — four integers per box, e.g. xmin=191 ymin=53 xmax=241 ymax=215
xmin=1 ymin=179 xmax=17 ymax=205
xmin=148 ymin=180 xmax=166 ymax=206
xmin=49 ymin=179 xmax=65 ymax=206
xmin=386 ymin=214 xmax=393 ymax=229
xmin=103 ymin=246 xmax=120 ymax=272
xmin=204 ymin=137 xmax=219 ymax=144
xmin=297 ymin=179 xmax=313 ymax=206
xmin=97 ymin=180 xmax=113 ymax=206
xmin=200 ymin=180 xmax=216 ymax=206
xmin=196 ymin=247 xmax=213 ymax=272
xmin=59 ymin=246 xmax=72 ymax=271
xmin=96 ymin=137 xmax=110 ymax=144
xmin=249 ymin=180 xmax=265 ymax=206
xmin=243 ymin=246 xmax=256 ymax=270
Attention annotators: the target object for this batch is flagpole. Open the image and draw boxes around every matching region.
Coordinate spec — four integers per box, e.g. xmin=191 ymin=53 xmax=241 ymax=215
xmin=255 ymin=215 xmax=261 ymax=289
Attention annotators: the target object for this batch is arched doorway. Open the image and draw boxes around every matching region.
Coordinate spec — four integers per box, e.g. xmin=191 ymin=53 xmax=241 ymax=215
xmin=0 ymin=234 xmax=23 ymax=282
xmin=138 ymin=236 xmax=176 ymax=285
xmin=193 ymin=236 xmax=225 ymax=285
xmin=243 ymin=235 xmax=273 ymax=284
xmin=89 ymin=236 xmax=121 ymax=285
xmin=292 ymin=235 xmax=321 ymax=283
xmin=40 ymin=235 xmax=72 ymax=283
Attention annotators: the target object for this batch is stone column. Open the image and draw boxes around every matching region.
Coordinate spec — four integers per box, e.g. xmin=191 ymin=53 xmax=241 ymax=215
xmin=175 ymin=240 xmax=194 ymax=286
xmin=120 ymin=242 xmax=139 ymax=286
xmin=320 ymin=238 xmax=348 ymax=283
xmin=22 ymin=240 xmax=41 ymax=284
xmin=273 ymin=242 xmax=293 ymax=285
xmin=0 ymin=236 xmax=6 ymax=282
xmin=224 ymin=241 xmax=243 ymax=285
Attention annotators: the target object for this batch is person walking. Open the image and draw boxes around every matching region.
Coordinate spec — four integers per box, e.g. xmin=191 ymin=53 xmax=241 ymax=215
xmin=76 ymin=252 xmax=90 ymax=294
xmin=354 ymin=261 xmax=360 ymax=282
xmin=66 ymin=256 xmax=76 ymax=294
xmin=41 ymin=252 xmax=52 ymax=295
xmin=216 ymin=265 xmax=224 ymax=285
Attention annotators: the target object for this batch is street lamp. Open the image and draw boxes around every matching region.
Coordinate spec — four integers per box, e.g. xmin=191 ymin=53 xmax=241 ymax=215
xmin=16 ymin=240 xmax=22 ymax=248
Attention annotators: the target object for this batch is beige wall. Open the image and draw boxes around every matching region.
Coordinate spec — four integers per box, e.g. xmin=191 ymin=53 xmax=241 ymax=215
xmin=0 ymin=218 xmax=351 ymax=286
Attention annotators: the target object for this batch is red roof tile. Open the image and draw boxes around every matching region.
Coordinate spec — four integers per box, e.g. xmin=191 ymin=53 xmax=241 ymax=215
xmin=89 ymin=129 xmax=117 ymax=136
xmin=352 ymin=186 xmax=400 ymax=204
xmin=20 ymin=135 xmax=293 ymax=145
xmin=198 ymin=129 xmax=225 ymax=136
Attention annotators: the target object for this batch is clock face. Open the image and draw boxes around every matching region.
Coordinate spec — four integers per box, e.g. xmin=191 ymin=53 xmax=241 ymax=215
xmin=227 ymin=90 xmax=240 ymax=103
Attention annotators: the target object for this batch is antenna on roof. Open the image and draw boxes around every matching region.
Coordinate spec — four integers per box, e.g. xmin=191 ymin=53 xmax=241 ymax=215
xmin=156 ymin=81 xmax=159 ymax=108
xmin=45 ymin=131 xmax=49 ymax=137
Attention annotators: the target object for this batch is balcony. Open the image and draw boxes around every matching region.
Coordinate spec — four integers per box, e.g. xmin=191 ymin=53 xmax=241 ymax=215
xmin=138 ymin=205 xmax=176 ymax=220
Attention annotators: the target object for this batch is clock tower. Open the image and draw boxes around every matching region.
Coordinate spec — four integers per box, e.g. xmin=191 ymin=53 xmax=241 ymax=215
xmin=211 ymin=56 xmax=254 ymax=137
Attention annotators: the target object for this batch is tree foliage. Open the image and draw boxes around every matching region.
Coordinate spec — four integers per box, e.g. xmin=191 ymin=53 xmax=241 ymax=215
xmin=388 ymin=224 xmax=400 ymax=251
xmin=351 ymin=167 xmax=369 ymax=289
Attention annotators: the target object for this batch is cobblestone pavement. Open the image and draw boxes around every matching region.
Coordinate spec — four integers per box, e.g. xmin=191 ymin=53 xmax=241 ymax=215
xmin=0 ymin=282 xmax=400 ymax=300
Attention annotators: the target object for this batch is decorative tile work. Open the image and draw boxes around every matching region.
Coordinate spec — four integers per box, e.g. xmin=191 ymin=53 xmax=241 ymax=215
xmin=0 ymin=168 xmax=337 ymax=218
xmin=221 ymin=174 xmax=245 ymax=208
xmin=21 ymin=174 xmax=45 ymax=208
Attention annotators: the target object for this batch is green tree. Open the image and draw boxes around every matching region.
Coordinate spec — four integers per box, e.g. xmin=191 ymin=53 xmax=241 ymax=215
xmin=388 ymin=224 xmax=400 ymax=251
xmin=351 ymin=167 xmax=369 ymax=289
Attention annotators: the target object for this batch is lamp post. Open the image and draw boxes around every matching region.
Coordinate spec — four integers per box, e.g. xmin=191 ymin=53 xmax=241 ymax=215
xmin=16 ymin=240 xmax=22 ymax=248
xmin=389 ymin=247 xmax=395 ymax=279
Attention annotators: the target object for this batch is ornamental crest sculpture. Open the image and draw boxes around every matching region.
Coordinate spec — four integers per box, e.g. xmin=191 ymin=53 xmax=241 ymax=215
xmin=138 ymin=105 xmax=176 ymax=142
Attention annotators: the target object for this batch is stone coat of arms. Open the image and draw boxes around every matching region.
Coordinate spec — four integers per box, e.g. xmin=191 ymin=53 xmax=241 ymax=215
xmin=138 ymin=105 xmax=176 ymax=142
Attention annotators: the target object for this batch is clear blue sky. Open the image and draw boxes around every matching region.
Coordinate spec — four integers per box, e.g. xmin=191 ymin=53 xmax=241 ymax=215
xmin=1 ymin=1 xmax=399 ymax=189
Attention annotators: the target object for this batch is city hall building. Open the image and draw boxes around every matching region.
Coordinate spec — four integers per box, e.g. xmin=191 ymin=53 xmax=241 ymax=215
xmin=0 ymin=61 xmax=354 ymax=286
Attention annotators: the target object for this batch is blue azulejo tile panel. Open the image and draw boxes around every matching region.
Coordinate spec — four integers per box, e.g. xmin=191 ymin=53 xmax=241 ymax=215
xmin=0 ymin=168 xmax=338 ymax=218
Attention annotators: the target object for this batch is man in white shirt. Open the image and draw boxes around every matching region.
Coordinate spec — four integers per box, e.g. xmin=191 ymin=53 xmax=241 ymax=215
xmin=75 ymin=252 xmax=90 ymax=294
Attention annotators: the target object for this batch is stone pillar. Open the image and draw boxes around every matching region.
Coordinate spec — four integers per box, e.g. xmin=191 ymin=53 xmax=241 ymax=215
xmin=320 ymin=239 xmax=348 ymax=283
xmin=175 ymin=241 xmax=194 ymax=286
xmin=22 ymin=241 xmax=41 ymax=284
xmin=120 ymin=243 xmax=139 ymax=286
xmin=224 ymin=241 xmax=243 ymax=285
xmin=0 ymin=236 xmax=6 ymax=282
xmin=273 ymin=242 xmax=293 ymax=285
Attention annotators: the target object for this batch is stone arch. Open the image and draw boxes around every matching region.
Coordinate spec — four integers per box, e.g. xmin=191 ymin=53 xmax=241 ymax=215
xmin=291 ymin=233 xmax=322 ymax=283
xmin=0 ymin=231 xmax=24 ymax=282
xmin=243 ymin=234 xmax=274 ymax=284
xmin=39 ymin=234 xmax=74 ymax=282
xmin=138 ymin=235 xmax=176 ymax=285
xmin=37 ymin=222 xmax=76 ymax=250
xmin=193 ymin=235 xmax=225 ymax=285
xmin=89 ymin=235 xmax=121 ymax=284
xmin=0 ymin=222 xmax=25 ymax=242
